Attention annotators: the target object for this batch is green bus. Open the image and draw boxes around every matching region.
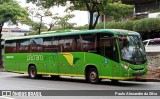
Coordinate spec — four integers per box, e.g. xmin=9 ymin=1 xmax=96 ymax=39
xmin=4 ymin=29 xmax=147 ymax=83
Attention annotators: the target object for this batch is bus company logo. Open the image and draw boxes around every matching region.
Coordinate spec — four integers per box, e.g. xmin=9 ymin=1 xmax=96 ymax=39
xmin=60 ymin=53 xmax=74 ymax=66
xmin=27 ymin=55 xmax=44 ymax=61
xmin=6 ymin=56 xmax=14 ymax=59
xmin=27 ymin=54 xmax=57 ymax=61
xmin=2 ymin=91 xmax=11 ymax=96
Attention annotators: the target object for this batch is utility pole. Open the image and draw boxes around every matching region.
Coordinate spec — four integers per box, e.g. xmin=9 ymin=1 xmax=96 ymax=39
xmin=0 ymin=22 xmax=3 ymax=68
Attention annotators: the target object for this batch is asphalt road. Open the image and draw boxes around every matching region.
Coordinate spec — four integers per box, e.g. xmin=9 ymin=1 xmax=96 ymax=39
xmin=0 ymin=72 xmax=160 ymax=99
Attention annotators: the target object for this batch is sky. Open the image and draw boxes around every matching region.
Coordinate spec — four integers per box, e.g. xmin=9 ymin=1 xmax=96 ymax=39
xmin=3 ymin=0 xmax=89 ymax=30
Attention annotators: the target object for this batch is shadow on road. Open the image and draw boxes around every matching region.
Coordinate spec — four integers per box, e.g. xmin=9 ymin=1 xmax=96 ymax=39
xmin=8 ymin=75 xmax=145 ymax=87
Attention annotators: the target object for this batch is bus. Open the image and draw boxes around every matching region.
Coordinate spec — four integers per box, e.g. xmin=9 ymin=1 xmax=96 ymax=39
xmin=4 ymin=29 xmax=147 ymax=83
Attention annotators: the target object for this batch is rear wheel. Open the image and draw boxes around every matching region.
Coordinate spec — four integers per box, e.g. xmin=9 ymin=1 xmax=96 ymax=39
xmin=86 ymin=68 xmax=100 ymax=84
xmin=28 ymin=65 xmax=42 ymax=79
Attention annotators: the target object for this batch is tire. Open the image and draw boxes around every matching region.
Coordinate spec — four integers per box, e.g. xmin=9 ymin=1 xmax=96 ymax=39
xmin=28 ymin=65 xmax=42 ymax=79
xmin=86 ymin=68 xmax=100 ymax=84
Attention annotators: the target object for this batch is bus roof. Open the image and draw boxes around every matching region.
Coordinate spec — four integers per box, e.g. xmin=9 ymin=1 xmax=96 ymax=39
xmin=5 ymin=29 xmax=139 ymax=40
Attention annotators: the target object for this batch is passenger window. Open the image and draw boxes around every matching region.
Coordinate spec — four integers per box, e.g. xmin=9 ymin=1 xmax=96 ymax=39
xmin=81 ymin=34 xmax=97 ymax=52
xmin=5 ymin=40 xmax=17 ymax=53
xmin=17 ymin=39 xmax=29 ymax=53
xmin=43 ymin=37 xmax=54 ymax=52
xmin=58 ymin=36 xmax=76 ymax=52
xmin=30 ymin=38 xmax=43 ymax=52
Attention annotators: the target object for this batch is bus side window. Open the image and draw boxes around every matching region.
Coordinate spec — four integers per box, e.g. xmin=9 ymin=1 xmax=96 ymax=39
xmin=81 ymin=34 xmax=97 ymax=52
xmin=5 ymin=40 xmax=16 ymax=53
xmin=52 ymin=37 xmax=59 ymax=52
xmin=30 ymin=38 xmax=43 ymax=52
xmin=43 ymin=37 xmax=54 ymax=52
xmin=58 ymin=35 xmax=76 ymax=52
xmin=17 ymin=39 xmax=29 ymax=53
xmin=77 ymin=35 xmax=82 ymax=51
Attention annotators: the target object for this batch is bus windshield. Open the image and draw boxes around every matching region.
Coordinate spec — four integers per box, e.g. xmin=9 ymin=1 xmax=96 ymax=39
xmin=118 ymin=35 xmax=147 ymax=65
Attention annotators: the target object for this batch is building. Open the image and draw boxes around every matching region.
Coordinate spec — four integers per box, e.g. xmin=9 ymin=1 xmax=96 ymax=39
xmin=1 ymin=27 xmax=31 ymax=55
xmin=2 ymin=27 xmax=30 ymax=39
xmin=122 ymin=0 xmax=160 ymax=18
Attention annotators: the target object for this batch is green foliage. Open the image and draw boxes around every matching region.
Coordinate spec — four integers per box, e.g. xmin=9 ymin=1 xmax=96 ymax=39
xmin=0 ymin=1 xmax=28 ymax=24
xmin=26 ymin=0 xmax=133 ymax=30
xmin=0 ymin=0 xmax=29 ymax=67
xmin=56 ymin=14 xmax=76 ymax=29
xmin=26 ymin=0 xmax=67 ymax=7
xmin=104 ymin=1 xmax=133 ymax=21
xmin=75 ymin=18 xmax=160 ymax=33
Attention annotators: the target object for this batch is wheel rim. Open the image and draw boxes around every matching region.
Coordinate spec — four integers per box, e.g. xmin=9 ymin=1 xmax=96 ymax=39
xmin=30 ymin=67 xmax=35 ymax=78
xmin=89 ymin=71 xmax=97 ymax=82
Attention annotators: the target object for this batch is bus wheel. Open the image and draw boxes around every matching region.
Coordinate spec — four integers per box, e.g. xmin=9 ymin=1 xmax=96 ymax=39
xmin=28 ymin=66 xmax=41 ymax=79
xmin=86 ymin=68 xmax=99 ymax=84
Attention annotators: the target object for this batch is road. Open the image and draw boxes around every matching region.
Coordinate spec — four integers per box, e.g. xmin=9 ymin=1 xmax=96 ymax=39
xmin=0 ymin=72 xmax=160 ymax=99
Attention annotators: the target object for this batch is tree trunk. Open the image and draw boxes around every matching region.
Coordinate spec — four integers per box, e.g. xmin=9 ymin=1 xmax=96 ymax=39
xmin=89 ymin=11 xmax=94 ymax=30
xmin=48 ymin=24 xmax=53 ymax=31
xmin=0 ymin=22 xmax=4 ymax=68
xmin=92 ymin=12 xmax=100 ymax=29
xmin=38 ymin=16 xmax=43 ymax=34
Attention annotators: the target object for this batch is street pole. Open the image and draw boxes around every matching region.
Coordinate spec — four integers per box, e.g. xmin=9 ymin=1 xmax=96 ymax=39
xmin=0 ymin=23 xmax=3 ymax=68
xmin=104 ymin=15 xmax=105 ymax=29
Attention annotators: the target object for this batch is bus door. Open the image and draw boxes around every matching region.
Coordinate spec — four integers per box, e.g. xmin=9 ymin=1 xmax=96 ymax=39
xmin=100 ymin=34 xmax=119 ymax=78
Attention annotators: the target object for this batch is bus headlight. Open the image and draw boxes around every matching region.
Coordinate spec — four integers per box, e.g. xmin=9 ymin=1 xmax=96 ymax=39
xmin=122 ymin=64 xmax=129 ymax=70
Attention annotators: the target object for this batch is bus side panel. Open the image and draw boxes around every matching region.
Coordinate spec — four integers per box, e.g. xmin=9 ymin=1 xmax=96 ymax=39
xmin=4 ymin=54 xmax=19 ymax=72
xmin=26 ymin=53 xmax=46 ymax=74
xmin=44 ymin=53 xmax=59 ymax=75
xmin=84 ymin=52 xmax=112 ymax=77
xmin=18 ymin=53 xmax=30 ymax=73
xmin=58 ymin=52 xmax=79 ymax=76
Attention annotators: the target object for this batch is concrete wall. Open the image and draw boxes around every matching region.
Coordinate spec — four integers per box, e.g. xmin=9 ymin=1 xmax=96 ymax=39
xmin=147 ymin=52 xmax=160 ymax=70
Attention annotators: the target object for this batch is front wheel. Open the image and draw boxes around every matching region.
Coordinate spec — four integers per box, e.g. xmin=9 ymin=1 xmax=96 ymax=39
xmin=86 ymin=68 xmax=100 ymax=84
xmin=28 ymin=65 xmax=42 ymax=79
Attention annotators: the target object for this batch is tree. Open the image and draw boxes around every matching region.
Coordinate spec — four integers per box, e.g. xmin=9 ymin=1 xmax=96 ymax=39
xmin=26 ymin=0 xmax=133 ymax=30
xmin=26 ymin=2 xmax=52 ymax=34
xmin=104 ymin=1 xmax=133 ymax=21
xmin=68 ymin=0 xmax=109 ymax=30
xmin=56 ymin=14 xmax=76 ymax=30
xmin=26 ymin=0 xmax=109 ymax=30
xmin=46 ymin=13 xmax=76 ymax=31
xmin=0 ymin=0 xmax=29 ymax=68
xmin=47 ymin=13 xmax=61 ymax=31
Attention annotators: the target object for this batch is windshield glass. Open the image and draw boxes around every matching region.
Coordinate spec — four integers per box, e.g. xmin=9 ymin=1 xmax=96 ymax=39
xmin=118 ymin=35 xmax=147 ymax=65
